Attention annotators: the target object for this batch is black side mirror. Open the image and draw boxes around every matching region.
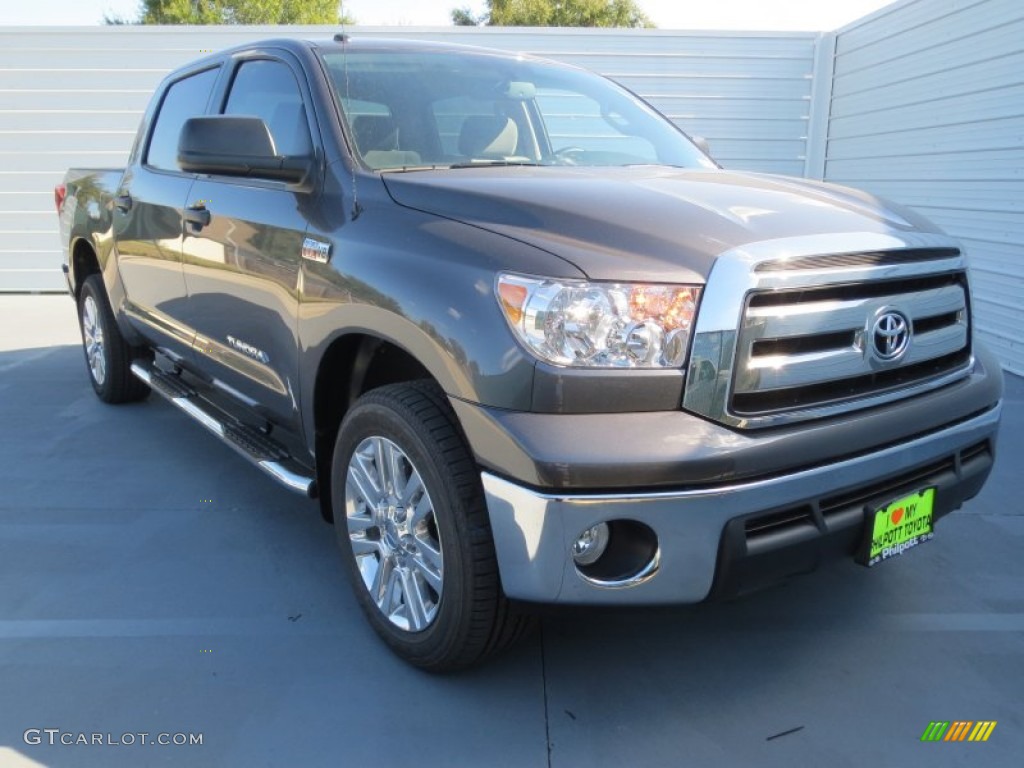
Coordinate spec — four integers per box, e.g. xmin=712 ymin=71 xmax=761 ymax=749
xmin=178 ymin=115 xmax=310 ymax=183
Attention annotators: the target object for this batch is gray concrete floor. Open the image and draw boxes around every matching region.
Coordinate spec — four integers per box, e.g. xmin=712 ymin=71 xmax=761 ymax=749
xmin=1 ymin=295 xmax=1021 ymax=768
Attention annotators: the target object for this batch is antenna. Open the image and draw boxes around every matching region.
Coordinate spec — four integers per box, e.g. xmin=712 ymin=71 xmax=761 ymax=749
xmin=338 ymin=2 xmax=361 ymax=220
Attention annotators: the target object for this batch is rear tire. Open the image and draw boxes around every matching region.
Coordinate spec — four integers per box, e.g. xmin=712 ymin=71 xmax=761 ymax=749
xmin=331 ymin=381 xmax=533 ymax=671
xmin=77 ymin=274 xmax=149 ymax=404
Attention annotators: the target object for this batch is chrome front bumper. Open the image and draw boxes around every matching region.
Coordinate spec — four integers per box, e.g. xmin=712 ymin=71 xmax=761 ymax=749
xmin=482 ymin=403 xmax=1001 ymax=605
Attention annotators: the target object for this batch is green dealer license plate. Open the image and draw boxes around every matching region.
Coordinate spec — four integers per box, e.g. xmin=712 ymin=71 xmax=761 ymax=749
xmin=859 ymin=488 xmax=935 ymax=567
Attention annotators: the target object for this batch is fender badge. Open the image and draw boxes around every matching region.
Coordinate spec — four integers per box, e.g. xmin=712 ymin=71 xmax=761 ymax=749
xmin=301 ymin=237 xmax=332 ymax=264
xmin=226 ymin=335 xmax=270 ymax=364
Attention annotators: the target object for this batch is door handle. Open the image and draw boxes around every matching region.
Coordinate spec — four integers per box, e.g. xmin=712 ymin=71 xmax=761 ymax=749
xmin=114 ymin=194 xmax=133 ymax=212
xmin=184 ymin=206 xmax=211 ymax=230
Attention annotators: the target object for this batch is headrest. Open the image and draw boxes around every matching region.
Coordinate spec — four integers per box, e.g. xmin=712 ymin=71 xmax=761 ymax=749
xmin=352 ymin=114 xmax=398 ymax=152
xmin=458 ymin=116 xmax=518 ymax=157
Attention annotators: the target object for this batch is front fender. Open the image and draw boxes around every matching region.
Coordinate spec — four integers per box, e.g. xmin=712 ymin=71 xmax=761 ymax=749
xmin=297 ymin=197 xmax=588 ymax=448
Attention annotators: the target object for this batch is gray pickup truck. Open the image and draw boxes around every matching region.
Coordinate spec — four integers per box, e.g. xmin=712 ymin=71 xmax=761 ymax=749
xmin=56 ymin=37 xmax=1002 ymax=670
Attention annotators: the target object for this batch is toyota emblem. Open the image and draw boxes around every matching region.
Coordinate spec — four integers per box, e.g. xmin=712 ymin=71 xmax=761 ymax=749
xmin=872 ymin=310 xmax=911 ymax=361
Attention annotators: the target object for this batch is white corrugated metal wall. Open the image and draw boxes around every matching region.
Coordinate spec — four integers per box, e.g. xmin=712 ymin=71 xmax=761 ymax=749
xmin=0 ymin=25 xmax=816 ymax=293
xmin=820 ymin=0 xmax=1024 ymax=376
xmin=2 ymin=12 xmax=1020 ymax=375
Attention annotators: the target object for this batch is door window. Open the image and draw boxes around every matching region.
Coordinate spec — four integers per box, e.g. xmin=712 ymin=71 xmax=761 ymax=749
xmin=223 ymin=59 xmax=313 ymax=157
xmin=145 ymin=67 xmax=220 ymax=171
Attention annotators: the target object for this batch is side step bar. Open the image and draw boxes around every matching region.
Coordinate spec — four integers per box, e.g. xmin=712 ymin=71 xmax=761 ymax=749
xmin=131 ymin=361 xmax=317 ymax=498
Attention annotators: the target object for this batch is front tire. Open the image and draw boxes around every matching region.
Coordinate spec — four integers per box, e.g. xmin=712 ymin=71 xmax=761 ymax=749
xmin=331 ymin=381 xmax=532 ymax=671
xmin=77 ymin=274 xmax=149 ymax=404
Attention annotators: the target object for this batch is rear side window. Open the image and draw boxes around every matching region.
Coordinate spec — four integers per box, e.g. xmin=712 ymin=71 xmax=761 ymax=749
xmin=145 ymin=68 xmax=219 ymax=172
xmin=223 ymin=59 xmax=312 ymax=157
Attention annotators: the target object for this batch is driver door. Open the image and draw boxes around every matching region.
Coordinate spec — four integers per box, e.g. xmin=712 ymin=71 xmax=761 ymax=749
xmin=178 ymin=55 xmax=317 ymax=428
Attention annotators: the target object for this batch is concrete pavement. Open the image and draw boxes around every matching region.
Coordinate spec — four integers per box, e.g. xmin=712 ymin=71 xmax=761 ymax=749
xmin=1 ymin=295 xmax=1021 ymax=767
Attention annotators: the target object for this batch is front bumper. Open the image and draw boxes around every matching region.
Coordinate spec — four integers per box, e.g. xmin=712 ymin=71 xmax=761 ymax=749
xmin=481 ymin=403 xmax=1000 ymax=605
xmin=452 ymin=344 xmax=1003 ymax=491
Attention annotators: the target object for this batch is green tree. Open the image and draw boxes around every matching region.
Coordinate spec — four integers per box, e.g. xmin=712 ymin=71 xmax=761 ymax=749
xmin=458 ymin=0 xmax=655 ymax=28
xmin=451 ymin=7 xmax=481 ymax=25
xmin=111 ymin=0 xmax=354 ymax=25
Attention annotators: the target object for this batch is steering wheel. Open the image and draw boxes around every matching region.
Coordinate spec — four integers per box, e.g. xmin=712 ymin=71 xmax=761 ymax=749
xmin=552 ymin=146 xmax=586 ymax=165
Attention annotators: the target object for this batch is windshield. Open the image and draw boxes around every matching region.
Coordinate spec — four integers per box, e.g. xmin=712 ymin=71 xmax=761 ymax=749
xmin=320 ymin=49 xmax=717 ymax=172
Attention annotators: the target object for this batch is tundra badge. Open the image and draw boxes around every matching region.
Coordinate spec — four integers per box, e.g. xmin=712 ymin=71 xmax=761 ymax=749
xmin=227 ymin=335 xmax=270 ymax=364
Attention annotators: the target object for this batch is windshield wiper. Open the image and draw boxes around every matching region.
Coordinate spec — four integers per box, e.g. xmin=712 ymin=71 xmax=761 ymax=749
xmin=378 ymin=164 xmax=448 ymax=173
xmin=378 ymin=160 xmax=544 ymax=173
xmin=445 ymin=160 xmax=544 ymax=169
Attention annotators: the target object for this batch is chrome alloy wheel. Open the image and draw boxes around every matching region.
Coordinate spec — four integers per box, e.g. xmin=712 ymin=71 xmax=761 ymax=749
xmin=345 ymin=436 xmax=444 ymax=632
xmin=81 ymin=294 xmax=106 ymax=386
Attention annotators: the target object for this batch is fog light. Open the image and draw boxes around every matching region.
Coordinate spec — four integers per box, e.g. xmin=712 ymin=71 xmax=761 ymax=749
xmin=572 ymin=523 xmax=610 ymax=566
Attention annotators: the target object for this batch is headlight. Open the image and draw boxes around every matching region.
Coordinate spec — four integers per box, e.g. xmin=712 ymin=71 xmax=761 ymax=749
xmin=496 ymin=274 xmax=700 ymax=368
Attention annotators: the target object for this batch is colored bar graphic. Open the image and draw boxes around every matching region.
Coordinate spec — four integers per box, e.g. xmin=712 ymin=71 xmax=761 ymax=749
xmin=968 ymin=722 xmax=997 ymax=742
xmin=945 ymin=721 xmax=972 ymax=741
xmin=921 ymin=721 xmax=996 ymax=742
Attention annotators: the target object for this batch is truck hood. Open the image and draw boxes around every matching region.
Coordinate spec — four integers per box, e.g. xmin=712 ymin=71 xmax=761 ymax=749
xmin=381 ymin=167 xmax=941 ymax=282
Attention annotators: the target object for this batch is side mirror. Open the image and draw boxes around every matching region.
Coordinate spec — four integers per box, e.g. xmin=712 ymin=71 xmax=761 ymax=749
xmin=178 ymin=115 xmax=310 ymax=183
xmin=691 ymin=135 xmax=712 ymax=158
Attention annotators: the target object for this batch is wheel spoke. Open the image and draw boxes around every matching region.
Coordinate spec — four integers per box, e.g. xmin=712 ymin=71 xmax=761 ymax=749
xmin=409 ymin=490 xmax=433 ymax=528
xmin=349 ymin=534 xmax=380 ymax=556
xmin=401 ymin=469 xmax=423 ymax=507
xmin=374 ymin=438 xmax=391 ymax=495
xmin=414 ymin=536 xmax=442 ymax=571
xmin=386 ymin=442 xmax=406 ymax=498
xmin=383 ymin=564 xmax=403 ymax=619
xmin=411 ymin=552 xmax=443 ymax=594
xmin=399 ymin=567 xmax=428 ymax=631
xmin=346 ymin=513 xmax=376 ymax=533
xmin=372 ymin=556 xmax=395 ymax=609
xmin=348 ymin=452 xmax=381 ymax=507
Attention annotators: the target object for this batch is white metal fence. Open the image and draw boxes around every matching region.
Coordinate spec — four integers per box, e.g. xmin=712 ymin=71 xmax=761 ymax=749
xmin=819 ymin=0 xmax=1024 ymax=376
xmin=0 ymin=25 xmax=817 ymax=293
xmin=0 ymin=2 xmax=1021 ymax=374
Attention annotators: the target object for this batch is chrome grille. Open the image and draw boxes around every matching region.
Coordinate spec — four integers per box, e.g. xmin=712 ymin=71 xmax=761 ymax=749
xmin=682 ymin=232 xmax=975 ymax=429
xmin=733 ymin=275 xmax=969 ymax=407
xmin=753 ymin=247 xmax=960 ymax=272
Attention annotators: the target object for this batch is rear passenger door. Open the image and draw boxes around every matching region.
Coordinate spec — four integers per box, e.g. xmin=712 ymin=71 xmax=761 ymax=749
xmin=179 ymin=54 xmax=317 ymax=429
xmin=116 ymin=66 xmax=220 ymax=357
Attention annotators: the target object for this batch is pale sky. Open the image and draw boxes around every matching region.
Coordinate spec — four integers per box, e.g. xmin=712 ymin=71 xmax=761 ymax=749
xmin=1 ymin=0 xmax=899 ymax=31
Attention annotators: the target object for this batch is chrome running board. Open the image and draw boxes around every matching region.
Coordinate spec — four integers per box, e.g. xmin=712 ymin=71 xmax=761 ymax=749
xmin=131 ymin=361 xmax=316 ymax=497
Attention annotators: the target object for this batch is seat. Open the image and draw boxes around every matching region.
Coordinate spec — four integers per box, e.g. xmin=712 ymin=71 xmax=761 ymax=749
xmin=352 ymin=114 xmax=399 ymax=152
xmin=351 ymin=114 xmax=421 ymax=169
xmin=458 ymin=116 xmax=519 ymax=159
